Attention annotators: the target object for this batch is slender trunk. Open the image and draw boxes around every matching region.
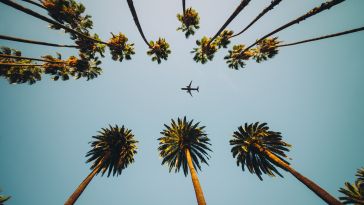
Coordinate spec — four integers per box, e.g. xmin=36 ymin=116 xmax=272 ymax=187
xmin=64 ymin=166 xmax=101 ymax=205
xmin=0 ymin=0 xmax=109 ymax=46
xmin=0 ymin=54 xmax=65 ymax=63
xmin=231 ymin=0 xmax=282 ymax=38
xmin=182 ymin=0 xmax=186 ymax=15
xmin=0 ymin=62 xmax=42 ymax=66
xmin=208 ymin=0 xmax=251 ymax=45
xmin=254 ymin=144 xmax=343 ymax=205
xmin=185 ymin=149 xmax=207 ymax=205
xmin=126 ymin=0 xmax=151 ymax=47
xmin=0 ymin=34 xmax=78 ymax=48
xmin=243 ymin=0 xmax=345 ymax=52
xmin=21 ymin=0 xmax=45 ymax=9
xmin=278 ymin=26 xmax=364 ymax=47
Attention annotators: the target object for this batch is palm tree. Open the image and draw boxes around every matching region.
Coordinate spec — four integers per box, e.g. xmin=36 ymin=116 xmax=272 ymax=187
xmin=339 ymin=167 xmax=364 ymax=204
xmin=177 ymin=0 xmax=200 ymax=38
xmin=0 ymin=34 xmax=78 ymax=48
xmin=192 ymin=0 xmax=250 ymax=63
xmin=0 ymin=47 xmax=102 ymax=84
xmin=231 ymin=0 xmax=283 ymax=38
xmin=0 ymin=0 xmax=101 ymax=44
xmin=1 ymin=0 xmax=134 ymax=61
xmin=208 ymin=0 xmax=251 ymax=44
xmin=65 ymin=125 xmax=138 ymax=205
xmin=126 ymin=0 xmax=171 ymax=64
xmin=158 ymin=117 xmax=212 ymax=205
xmin=226 ymin=25 xmax=364 ymax=69
xmin=243 ymin=0 xmax=345 ymax=52
xmin=278 ymin=26 xmax=364 ymax=48
xmin=226 ymin=0 xmax=345 ymax=69
xmin=230 ymin=122 xmax=342 ymax=205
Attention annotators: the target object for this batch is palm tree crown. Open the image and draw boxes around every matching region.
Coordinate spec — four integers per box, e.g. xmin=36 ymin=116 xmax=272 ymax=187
xmin=158 ymin=117 xmax=212 ymax=176
xmin=230 ymin=122 xmax=291 ymax=180
xmin=86 ymin=125 xmax=138 ymax=177
xmin=339 ymin=167 xmax=364 ymax=204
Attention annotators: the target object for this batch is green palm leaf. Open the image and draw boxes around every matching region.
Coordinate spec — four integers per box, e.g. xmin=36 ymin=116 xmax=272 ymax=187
xmin=158 ymin=117 xmax=212 ymax=176
xmin=230 ymin=122 xmax=291 ymax=180
xmin=85 ymin=125 xmax=138 ymax=177
xmin=339 ymin=167 xmax=364 ymax=204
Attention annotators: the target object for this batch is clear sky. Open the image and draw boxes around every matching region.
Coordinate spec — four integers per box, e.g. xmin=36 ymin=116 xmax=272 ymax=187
xmin=0 ymin=0 xmax=363 ymax=204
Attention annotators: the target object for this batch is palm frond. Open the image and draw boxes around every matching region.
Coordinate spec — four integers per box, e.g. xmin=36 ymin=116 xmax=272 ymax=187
xmin=85 ymin=125 xmax=138 ymax=177
xmin=339 ymin=167 xmax=364 ymax=204
xmin=230 ymin=122 xmax=291 ymax=180
xmin=177 ymin=7 xmax=200 ymax=38
xmin=158 ymin=117 xmax=212 ymax=176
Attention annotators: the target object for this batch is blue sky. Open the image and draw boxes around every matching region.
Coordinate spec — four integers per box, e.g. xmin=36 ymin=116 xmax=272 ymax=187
xmin=0 ymin=0 xmax=363 ymax=204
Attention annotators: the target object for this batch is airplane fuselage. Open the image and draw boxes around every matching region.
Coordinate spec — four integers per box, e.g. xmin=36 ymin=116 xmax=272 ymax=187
xmin=181 ymin=88 xmax=198 ymax=91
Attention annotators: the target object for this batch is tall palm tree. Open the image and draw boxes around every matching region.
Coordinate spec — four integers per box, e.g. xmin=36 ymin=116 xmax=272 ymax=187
xmin=243 ymin=0 xmax=345 ymax=52
xmin=126 ymin=0 xmax=171 ymax=64
xmin=230 ymin=122 xmax=342 ymax=205
xmin=177 ymin=0 xmax=200 ymax=38
xmin=192 ymin=0 xmax=250 ymax=64
xmin=278 ymin=26 xmax=364 ymax=48
xmin=0 ymin=0 xmax=101 ymax=45
xmin=1 ymin=0 xmax=134 ymax=61
xmin=65 ymin=125 xmax=138 ymax=205
xmin=252 ymin=26 xmax=364 ymax=62
xmin=209 ymin=0 xmax=251 ymax=44
xmin=231 ymin=0 xmax=283 ymax=38
xmin=0 ymin=34 xmax=78 ymax=48
xmin=339 ymin=167 xmax=364 ymax=204
xmin=0 ymin=47 xmax=102 ymax=83
xmin=158 ymin=117 xmax=212 ymax=205
xmin=226 ymin=0 xmax=345 ymax=69
xmin=226 ymin=25 xmax=364 ymax=69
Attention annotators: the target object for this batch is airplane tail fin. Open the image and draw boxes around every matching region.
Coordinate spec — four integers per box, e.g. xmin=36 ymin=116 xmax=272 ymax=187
xmin=197 ymin=86 xmax=199 ymax=92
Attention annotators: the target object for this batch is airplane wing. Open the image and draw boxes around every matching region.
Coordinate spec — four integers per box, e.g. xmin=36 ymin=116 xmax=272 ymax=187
xmin=187 ymin=90 xmax=193 ymax=97
xmin=188 ymin=80 xmax=192 ymax=88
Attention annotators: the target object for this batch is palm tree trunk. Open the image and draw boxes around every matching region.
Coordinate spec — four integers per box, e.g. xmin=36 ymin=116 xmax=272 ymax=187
xmin=0 ymin=62 xmax=42 ymax=66
xmin=126 ymin=0 xmax=151 ymax=47
xmin=64 ymin=166 xmax=101 ymax=205
xmin=0 ymin=34 xmax=78 ymax=48
xmin=254 ymin=144 xmax=342 ymax=205
xmin=0 ymin=54 xmax=64 ymax=63
xmin=21 ymin=0 xmax=45 ymax=9
xmin=278 ymin=26 xmax=364 ymax=47
xmin=0 ymin=0 xmax=108 ymax=46
xmin=231 ymin=0 xmax=282 ymax=38
xmin=185 ymin=148 xmax=207 ymax=205
xmin=243 ymin=0 xmax=345 ymax=52
xmin=182 ymin=0 xmax=186 ymax=15
xmin=209 ymin=0 xmax=251 ymax=45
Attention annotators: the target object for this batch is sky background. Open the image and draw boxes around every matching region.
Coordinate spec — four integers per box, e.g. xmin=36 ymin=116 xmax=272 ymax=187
xmin=0 ymin=0 xmax=364 ymax=204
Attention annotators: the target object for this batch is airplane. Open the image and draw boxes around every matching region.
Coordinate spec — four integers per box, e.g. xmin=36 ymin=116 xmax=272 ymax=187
xmin=181 ymin=81 xmax=199 ymax=97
